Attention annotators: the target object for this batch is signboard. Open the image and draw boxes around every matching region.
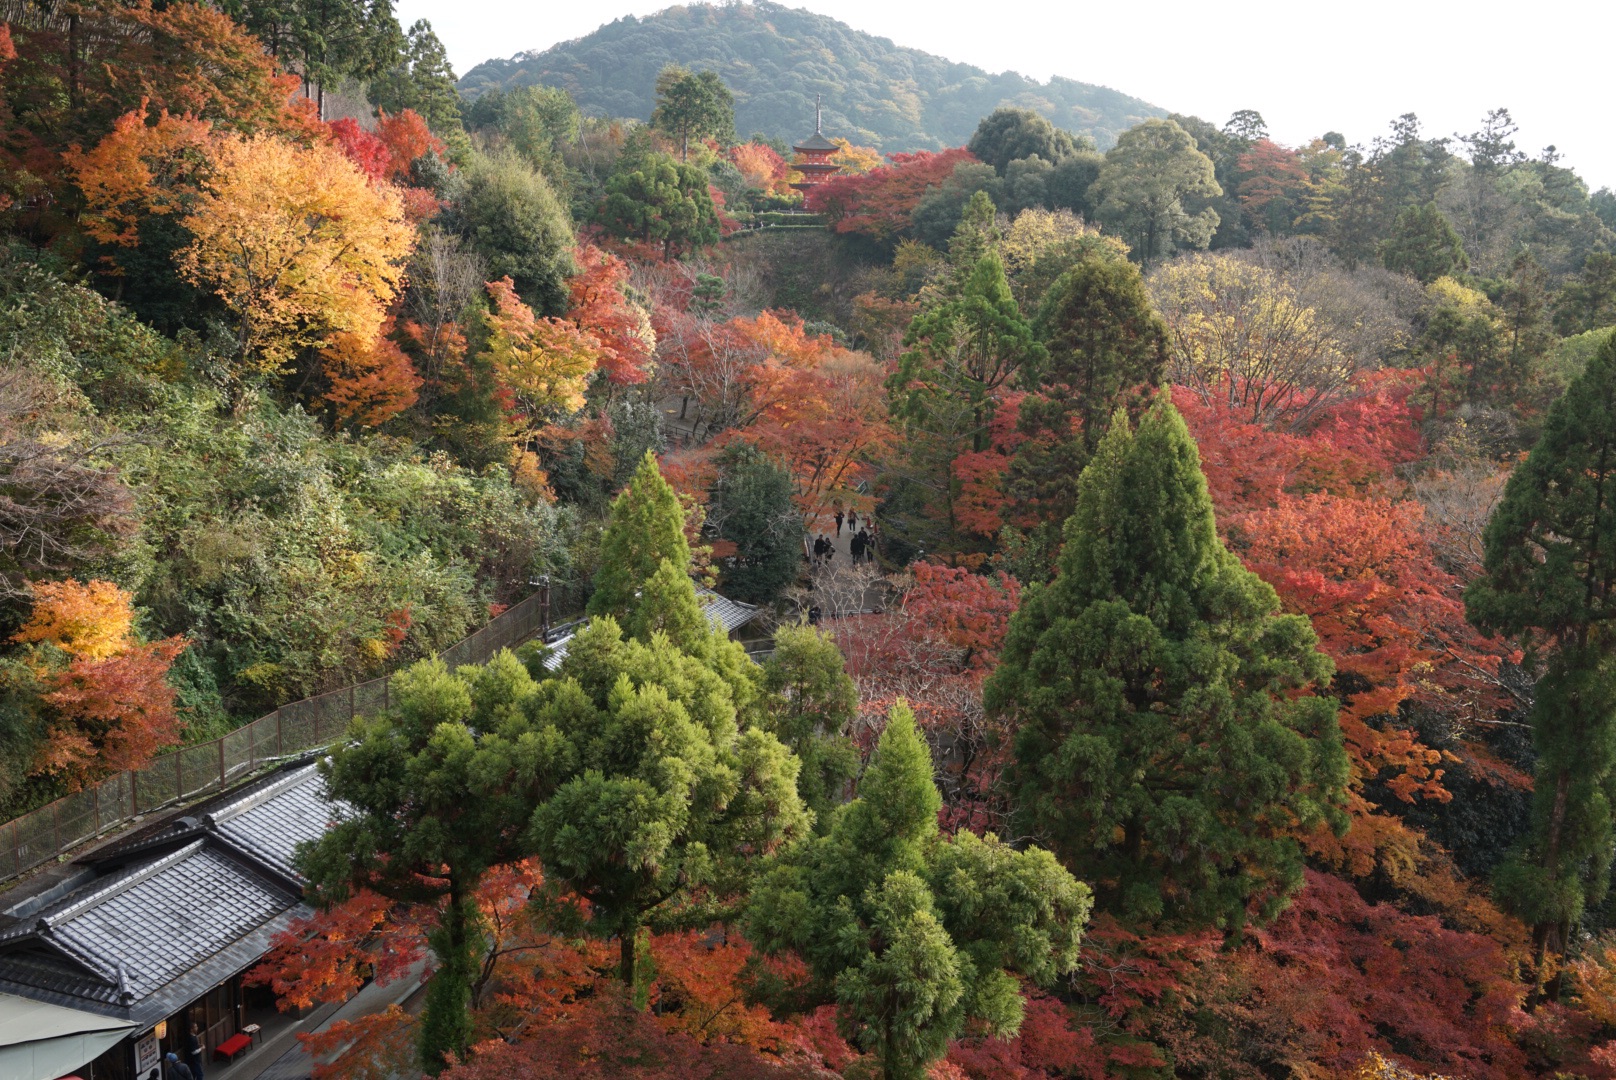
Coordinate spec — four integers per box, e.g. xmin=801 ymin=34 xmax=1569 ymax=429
xmin=134 ymin=1032 xmax=161 ymax=1080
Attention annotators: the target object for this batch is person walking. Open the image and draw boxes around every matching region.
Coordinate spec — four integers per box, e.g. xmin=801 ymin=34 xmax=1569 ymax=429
xmin=850 ymin=530 xmax=865 ymax=563
xmin=165 ymin=1052 xmax=196 ymax=1080
xmin=185 ymin=1022 xmax=205 ymax=1080
xmin=848 ymin=509 xmax=858 ymax=531
xmin=834 ymin=508 xmax=845 ymax=536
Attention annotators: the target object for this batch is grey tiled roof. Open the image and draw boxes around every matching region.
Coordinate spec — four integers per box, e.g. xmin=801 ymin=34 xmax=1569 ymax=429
xmin=0 ymin=760 xmax=332 ymax=1023
xmin=209 ymin=764 xmax=342 ymax=880
xmin=0 ymin=839 xmax=300 ymax=1014
xmin=793 ymin=132 xmax=838 ymax=152
xmin=540 ymin=586 xmax=760 ymax=671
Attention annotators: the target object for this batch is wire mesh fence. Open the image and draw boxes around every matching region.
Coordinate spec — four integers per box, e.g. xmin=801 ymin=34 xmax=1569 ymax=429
xmin=0 ymin=584 xmax=579 ymax=885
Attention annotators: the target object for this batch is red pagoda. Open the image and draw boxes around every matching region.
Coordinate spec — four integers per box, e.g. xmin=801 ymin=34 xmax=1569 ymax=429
xmin=790 ymin=95 xmax=841 ymax=193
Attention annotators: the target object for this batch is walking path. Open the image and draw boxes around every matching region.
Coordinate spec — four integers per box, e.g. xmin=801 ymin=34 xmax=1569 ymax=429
xmin=213 ymin=961 xmax=426 ymax=1080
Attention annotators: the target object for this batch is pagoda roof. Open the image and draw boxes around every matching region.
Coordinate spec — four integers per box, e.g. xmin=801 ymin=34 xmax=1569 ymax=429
xmin=793 ymin=132 xmax=838 ymax=152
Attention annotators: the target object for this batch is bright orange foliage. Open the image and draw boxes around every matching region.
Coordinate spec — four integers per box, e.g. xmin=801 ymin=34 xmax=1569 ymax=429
xmin=65 ymin=105 xmax=216 ymax=248
xmin=564 ymin=245 xmax=655 ymax=385
xmin=649 ymin=931 xmax=791 ymax=1048
xmin=178 ymin=133 xmax=413 ymax=371
xmin=14 ymin=579 xmax=138 ymax=660
xmin=321 ymin=321 xmax=422 ymax=429
xmin=729 ymin=142 xmax=789 ymax=192
xmin=37 ymin=638 xmax=188 ymax=790
xmin=806 ymin=148 xmax=977 ymax=244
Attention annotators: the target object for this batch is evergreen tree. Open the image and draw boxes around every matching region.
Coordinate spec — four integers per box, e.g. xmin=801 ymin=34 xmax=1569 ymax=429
xmin=1089 ymin=118 xmax=1222 ymax=266
xmin=747 ymin=704 xmax=1091 ymax=1080
xmin=1466 ymin=331 xmax=1616 ymax=985
xmin=587 ymin=450 xmax=692 ymax=631
xmin=967 ymin=107 xmax=1086 ymax=176
xmin=985 ymin=396 xmax=1348 ymax=934
xmin=529 ymin=615 xmax=809 ymax=991
xmin=708 ymin=442 xmax=803 ymax=604
xmin=1380 ymin=201 xmax=1468 ymax=283
xmin=1004 ymin=252 xmax=1166 ymax=570
xmin=454 ymin=148 xmax=575 ymax=315
xmin=761 ymin=625 xmax=860 ymax=830
xmin=650 ymin=65 xmax=735 ymax=161
xmin=596 ymin=152 xmax=721 ymax=258
xmin=299 ymin=653 xmax=547 ymax=1072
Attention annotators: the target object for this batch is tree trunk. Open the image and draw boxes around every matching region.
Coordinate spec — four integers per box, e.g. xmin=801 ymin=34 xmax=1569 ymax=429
xmin=619 ymin=923 xmax=637 ymax=988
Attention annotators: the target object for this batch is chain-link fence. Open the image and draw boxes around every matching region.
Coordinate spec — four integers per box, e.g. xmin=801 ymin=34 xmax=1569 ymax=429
xmin=0 ymin=584 xmax=578 ymax=885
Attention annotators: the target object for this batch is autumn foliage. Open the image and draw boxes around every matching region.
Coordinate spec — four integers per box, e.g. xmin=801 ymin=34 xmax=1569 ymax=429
xmin=13 ymin=579 xmax=186 ymax=790
xmin=806 ymin=147 xmax=977 ymax=244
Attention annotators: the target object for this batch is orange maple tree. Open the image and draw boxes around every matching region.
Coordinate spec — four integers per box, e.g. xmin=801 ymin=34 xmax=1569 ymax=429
xmin=563 ymin=245 xmax=655 ymax=386
xmin=320 ymin=320 xmax=422 ymax=429
xmin=65 ymin=105 xmax=216 ymax=249
xmin=13 ymin=579 xmax=187 ymax=789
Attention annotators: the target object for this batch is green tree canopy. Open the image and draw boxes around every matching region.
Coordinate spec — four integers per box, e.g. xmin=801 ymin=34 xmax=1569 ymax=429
xmin=587 ymin=450 xmax=692 ymax=629
xmin=529 ymin=615 xmax=809 ymax=991
xmin=1005 ymin=251 xmax=1167 ymax=565
xmin=985 ymin=395 xmax=1348 ymax=934
xmin=454 ymin=147 xmax=575 ymax=314
xmin=298 ymin=653 xmax=548 ymax=1071
xmin=707 ymin=442 xmax=803 ymax=605
xmin=747 ymin=704 xmax=1091 ymax=1080
xmin=596 ymin=151 xmax=721 ymax=258
xmin=1380 ymin=201 xmax=1468 ymax=283
xmin=761 ymin=624 xmax=859 ymax=830
xmin=1466 ymin=331 xmax=1616 ymax=974
xmin=1089 ymin=118 xmax=1222 ymax=266
xmin=650 ymin=65 xmax=735 ymax=160
xmin=967 ymin=107 xmax=1088 ymax=175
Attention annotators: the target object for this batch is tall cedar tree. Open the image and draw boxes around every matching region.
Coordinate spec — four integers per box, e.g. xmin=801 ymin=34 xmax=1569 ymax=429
xmin=985 ymin=395 xmax=1348 ymax=935
xmin=596 ymin=152 xmax=720 ymax=258
xmin=747 ymin=703 xmax=1091 ymax=1080
xmin=1466 ymin=331 xmax=1616 ymax=982
xmin=586 ymin=451 xmax=696 ymax=642
xmin=1006 ymin=252 xmax=1167 ymax=566
xmin=760 ymin=624 xmax=860 ymax=830
xmin=531 ymin=451 xmax=806 ymax=990
xmin=299 ymin=653 xmax=548 ymax=1072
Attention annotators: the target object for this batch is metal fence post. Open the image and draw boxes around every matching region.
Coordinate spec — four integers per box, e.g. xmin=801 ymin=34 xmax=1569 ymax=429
xmin=176 ymin=750 xmax=183 ymax=799
xmin=218 ymin=736 xmax=226 ymax=789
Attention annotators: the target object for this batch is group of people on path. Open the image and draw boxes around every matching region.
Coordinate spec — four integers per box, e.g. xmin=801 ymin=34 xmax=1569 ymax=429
xmin=810 ymin=506 xmax=876 ymax=566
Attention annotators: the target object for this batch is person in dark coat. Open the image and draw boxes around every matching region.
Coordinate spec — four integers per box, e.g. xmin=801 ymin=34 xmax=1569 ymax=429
xmin=857 ymin=528 xmax=873 ymax=563
xmin=165 ymin=1052 xmax=196 ymax=1080
xmin=185 ymin=1021 xmax=205 ymax=1080
xmin=834 ymin=509 xmax=845 ymax=535
xmin=850 ymin=530 xmax=865 ymax=562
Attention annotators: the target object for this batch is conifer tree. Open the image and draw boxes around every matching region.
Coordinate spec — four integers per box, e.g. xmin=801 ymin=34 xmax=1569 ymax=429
xmin=748 ymin=704 xmax=1090 ymax=1080
xmin=985 ymin=395 xmax=1348 ymax=934
xmin=761 ymin=625 xmax=860 ymax=830
xmin=1004 ymin=251 xmax=1167 ymax=571
xmin=588 ymin=450 xmax=692 ymax=626
xmin=1466 ymin=330 xmax=1616 ymax=984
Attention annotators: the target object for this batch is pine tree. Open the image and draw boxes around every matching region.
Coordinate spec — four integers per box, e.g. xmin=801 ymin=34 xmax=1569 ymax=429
xmin=1466 ymin=330 xmax=1616 ymax=987
xmin=985 ymin=395 xmax=1348 ymax=934
xmin=747 ymin=704 xmax=1090 ymax=1080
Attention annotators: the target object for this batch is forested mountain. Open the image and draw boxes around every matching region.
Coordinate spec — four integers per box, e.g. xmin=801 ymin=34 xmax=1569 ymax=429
xmin=457 ymin=1 xmax=1163 ymax=151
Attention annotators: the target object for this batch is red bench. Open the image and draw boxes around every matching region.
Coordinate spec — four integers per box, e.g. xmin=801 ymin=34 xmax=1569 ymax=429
xmin=214 ymin=1033 xmax=252 ymax=1062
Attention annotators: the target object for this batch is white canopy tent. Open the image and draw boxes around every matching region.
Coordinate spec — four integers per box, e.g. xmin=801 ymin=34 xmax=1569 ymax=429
xmin=0 ymin=993 xmax=135 ymax=1080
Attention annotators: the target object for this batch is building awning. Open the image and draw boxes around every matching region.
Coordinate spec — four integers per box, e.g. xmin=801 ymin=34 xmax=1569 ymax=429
xmin=0 ymin=993 xmax=134 ymax=1080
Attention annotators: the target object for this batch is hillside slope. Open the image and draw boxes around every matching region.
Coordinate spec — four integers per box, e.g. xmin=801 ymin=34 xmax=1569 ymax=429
xmin=458 ymin=1 xmax=1163 ymax=152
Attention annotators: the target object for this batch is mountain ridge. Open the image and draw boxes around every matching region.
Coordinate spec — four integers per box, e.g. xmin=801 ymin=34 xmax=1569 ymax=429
xmin=457 ymin=1 xmax=1164 ymax=152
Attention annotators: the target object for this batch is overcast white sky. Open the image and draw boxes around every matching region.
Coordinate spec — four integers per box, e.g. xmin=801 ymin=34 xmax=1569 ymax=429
xmin=399 ymin=0 xmax=1616 ymax=190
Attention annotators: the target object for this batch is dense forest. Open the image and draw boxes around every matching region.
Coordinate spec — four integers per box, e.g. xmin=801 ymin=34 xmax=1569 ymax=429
xmin=457 ymin=1 xmax=1164 ymax=152
xmin=4 ymin=0 xmax=1616 ymax=1078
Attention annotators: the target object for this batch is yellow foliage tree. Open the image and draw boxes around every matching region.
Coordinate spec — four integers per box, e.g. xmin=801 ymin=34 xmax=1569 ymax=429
xmin=13 ymin=579 xmax=136 ymax=660
xmin=483 ymin=276 xmax=599 ymax=422
xmin=177 ymin=133 xmax=413 ymax=373
xmin=829 ymin=137 xmax=882 ymax=175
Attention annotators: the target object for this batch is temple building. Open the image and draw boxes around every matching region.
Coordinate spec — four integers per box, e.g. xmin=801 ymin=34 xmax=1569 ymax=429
xmin=790 ymin=95 xmax=841 ymax=193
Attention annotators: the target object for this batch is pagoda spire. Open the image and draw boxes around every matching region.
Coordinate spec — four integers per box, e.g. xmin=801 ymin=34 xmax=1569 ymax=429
xmin=815 ymin=93 xmax=823 ymax=136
